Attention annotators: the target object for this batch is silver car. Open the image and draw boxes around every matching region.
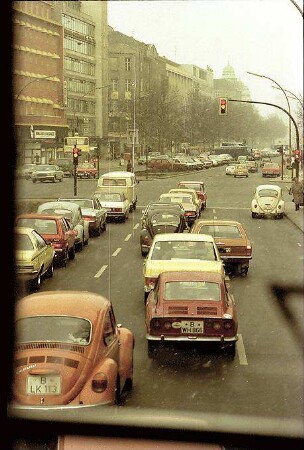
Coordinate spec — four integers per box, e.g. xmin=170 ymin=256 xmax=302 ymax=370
xmin=93 ymin=191 xmax=130 ymax=222
xmin=31 ymin=164 xmax=64 ymax=183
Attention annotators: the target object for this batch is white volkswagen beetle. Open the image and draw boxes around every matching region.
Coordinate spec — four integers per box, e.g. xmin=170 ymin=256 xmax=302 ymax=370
xmin=251 ymin=184 xmax=284 ymax=219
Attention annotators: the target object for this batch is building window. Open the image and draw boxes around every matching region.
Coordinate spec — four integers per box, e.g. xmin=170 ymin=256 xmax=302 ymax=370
xmin=64 ymin=36 xmax=95 ymax=56
xmin=125 ymin=57 xmax=131 ymax=71
xmin=125 ymin=80 xmax=132 ymax=92
xmin=110 ymin=57 xmax=118 ymax=71
xmin=62 ymin=14 xmax=95 ymax=37
xmin=64 ymin=57 xmax=95 ymax=76
xmin=111 ymin=79 xmax=118 ymax=92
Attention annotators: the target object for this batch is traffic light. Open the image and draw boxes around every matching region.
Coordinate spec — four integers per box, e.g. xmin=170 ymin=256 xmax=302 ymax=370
xmin=73 ymin=146 xmax=81 ymax=165
xmin=277 ymin=145 xmax=283 ymax=154
xmin=219 ymin=98 xmax=228 ymax=115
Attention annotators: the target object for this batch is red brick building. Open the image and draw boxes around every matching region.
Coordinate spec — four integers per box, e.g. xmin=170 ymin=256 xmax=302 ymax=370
xmin=13 ymin=1 xmax=68 ymax=164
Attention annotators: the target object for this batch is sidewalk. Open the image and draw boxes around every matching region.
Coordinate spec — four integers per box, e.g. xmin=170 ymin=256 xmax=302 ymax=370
xmin=284 ymin=200 xmax=304 ymax=232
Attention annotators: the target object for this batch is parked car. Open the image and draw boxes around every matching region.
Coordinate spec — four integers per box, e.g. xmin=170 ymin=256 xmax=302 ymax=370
xmin=169 ymin=188 xmax=201 ymax=212
xmin=246 ymin=160 xmax=258 ymax=173
xmin=262 ymin=163 xmax=281 ymax=177
xmin=143 ymin=233 xmax=224 ymax=301
xmin=225 ymin=164 xmax=236 ymax=176
xmin=12 ymin=290 xmax=134 ymax=408
xmin=37 ymin=201 xmax=89 ymax=250
xmin=140 ymin=207 xmax=188 ymax=256
xmin=138 ymin=155 xmax=153 ymax=165
xmin=140 ymin=202 xmax=185 ymax=228
xmin=76 ymin=162 xmax=98 ymax=179
xmin=159 ymin=193 xmax=199 ymax=224
xmin=191 ymin=219 xmax=252 ymax=276
xmin=53 ymin=158 xmax=74 ymax=177
xmin=198 ymin=155 xmax=213 ymax=168
xmin=251 ymin=184 xmax=284 ymax=219
xmin=58 ymin=198 xmax=107 ymax=237
xmin=14 ymin=226 xmax=55 ymax=291
xmin=234 ymin=164 xmax=249 ymax=178
xmin=93 ymin=191 xmax=130 ymax=222
xmin=145 ymin=271 xmax=238 ymax=357
xmin=15 ymin=213 xmax=77 ymax=267
xmin=16 ymin=163 xmax=37 ymax=179
xmin=31 ymin=165 xmax=64 ymax=183
xmin=177 ymin=181 xmax=207 ymax=210
xmin=97 ymin=171 xmax=138 ymax=212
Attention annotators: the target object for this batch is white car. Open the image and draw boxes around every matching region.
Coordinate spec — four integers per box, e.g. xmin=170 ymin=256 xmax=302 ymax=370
xmin=226 ymin=165 xmax=236 ymax=175
xmin=251 ymin=184 xmax=284 ymax=219
xmin=93 ymin=191 xmax=130 ymax=222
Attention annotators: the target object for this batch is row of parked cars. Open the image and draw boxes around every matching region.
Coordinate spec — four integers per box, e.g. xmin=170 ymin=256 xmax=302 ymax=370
xmin=16 ymin=162 xmax=99 ymax=182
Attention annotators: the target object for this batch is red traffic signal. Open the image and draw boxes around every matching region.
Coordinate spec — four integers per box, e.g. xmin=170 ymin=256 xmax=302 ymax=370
xmin=73 ymin=146 xmax=81 ymax=164
xmin=219 ymin=98 xmax=228 ymax=115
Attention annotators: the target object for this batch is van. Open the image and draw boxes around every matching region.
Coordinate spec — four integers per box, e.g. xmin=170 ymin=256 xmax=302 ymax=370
xmin=97 ymin=171 xmax=138 ymax=212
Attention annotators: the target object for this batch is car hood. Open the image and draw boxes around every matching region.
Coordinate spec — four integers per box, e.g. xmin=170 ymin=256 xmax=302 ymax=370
xmin=13 ymin=348 xmax=93 ymax=406
xmin=144 ymin=260 xmax=224 ymax=278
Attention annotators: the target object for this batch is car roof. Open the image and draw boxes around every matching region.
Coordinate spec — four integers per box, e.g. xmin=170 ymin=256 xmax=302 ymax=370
xmin=16 ymin=213 xmax=63 ymax=221
xmin=170 ymin=188 xmax=197 ymax=193
xmin=256 ymin=184 xmax=281 ymax=191
xmin=193 ymin=219 xmax=243 ymax=227
xmin=152 ymin=233 xmax=215 ymax=242
xmin=38 ymin=201 xmax=79 ymax=211
xmin=179 ymin=181 xmax=204 ymax=184
xmin=100 ymin=171 xmax=134 ymax=178
xmin=58 ymin=198 xmax=93 ymax=201
xmin=160 ymin=193 xmax=192 ymax=198
xmin=159 ymin=271 xmax=223 ymax=283
xmin=15 ymin=291 xmax=110 ymax=322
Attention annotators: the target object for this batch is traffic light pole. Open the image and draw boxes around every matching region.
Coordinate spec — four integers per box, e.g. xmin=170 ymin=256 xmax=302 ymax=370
xmin=73 ymin=164 xmax=78 ymax=196
xmin=228 ymin=98 xmax=300 ymax=178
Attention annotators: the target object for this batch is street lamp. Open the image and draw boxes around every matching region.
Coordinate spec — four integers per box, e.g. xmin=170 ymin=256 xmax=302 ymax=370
xmin=272 ymin=86 xmax=303 ymax=109
xmin=247 ymin=71 xmax=292 ymax=158
xmin=15 ymin=74 xmax=58 ymax=100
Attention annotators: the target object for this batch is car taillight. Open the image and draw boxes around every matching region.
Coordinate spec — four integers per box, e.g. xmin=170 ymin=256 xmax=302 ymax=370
xmin=92 ymin=372 xmax=108 ymax=393
xmin=145 ymin=277 xmax=156 ymax=289
xmin=113 ymin=208 xmax=122 ymax=212
xmin=151 ymin=319 xmax=161 ymax=330
xmin=212 ymin=321 xmax=221 ymax=330
xmin=164 ymin=321 xmax=172 ymax=330
xmin=224 ymin=321 xmax=233 ymax=330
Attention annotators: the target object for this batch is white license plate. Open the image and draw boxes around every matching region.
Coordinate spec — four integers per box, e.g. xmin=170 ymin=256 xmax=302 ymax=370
xmin=26 ymin=375 xmax=61 ymax=395
xmin=180 ymin=321 xmax=204 ymax=334
xmin=225 ymin=248 xmax=231 ymax=253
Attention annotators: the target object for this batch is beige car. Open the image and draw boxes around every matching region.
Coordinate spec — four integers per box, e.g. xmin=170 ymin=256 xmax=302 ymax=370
xmin=14 ymin=226 xmax=55 ymax=291
xmin=234 ymin=164 xmax=249 ymax=178
xmin=143 ymin=233 xmax=225 ymax=301
xmin=168 ymin=188 xmax=202 ymax=211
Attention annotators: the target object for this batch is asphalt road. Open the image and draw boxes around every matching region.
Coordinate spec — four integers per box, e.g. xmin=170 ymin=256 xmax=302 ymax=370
xmin=14 ymin=163 xmax=304 ymax=420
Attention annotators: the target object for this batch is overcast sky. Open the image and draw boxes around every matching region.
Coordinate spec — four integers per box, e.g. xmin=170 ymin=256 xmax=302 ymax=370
xmin=108 ymin=0 xmax=303 ymax=119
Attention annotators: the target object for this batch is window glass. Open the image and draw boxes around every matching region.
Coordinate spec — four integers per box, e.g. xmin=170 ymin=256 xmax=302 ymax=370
xmin=15 ymin=233 xmax=34 ymax=251
xmin=103 ymin=311 xmax=116 ymax=346
xmin=164 ymin=281 xmax=220 ymax=301
xmin=198 ymin=225 xmax=242 ymax=239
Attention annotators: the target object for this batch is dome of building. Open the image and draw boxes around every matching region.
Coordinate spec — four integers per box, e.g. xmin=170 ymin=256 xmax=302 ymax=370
xmin=222 ymin=64 xmax=237 ymax=80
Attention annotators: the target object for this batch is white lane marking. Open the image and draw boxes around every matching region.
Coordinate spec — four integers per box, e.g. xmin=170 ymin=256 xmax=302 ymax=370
xmin=237 ymin=333 xmax=248 ymax=365
xmin=125 ymin=234 xmax=132 ymax=241
xmin=133 ymin=223 xmax=139 ymax=229
xmin=112 ymin=248 xmax=121 ymax=257
xmin=94 ymin=265 xmax=108 ymax=279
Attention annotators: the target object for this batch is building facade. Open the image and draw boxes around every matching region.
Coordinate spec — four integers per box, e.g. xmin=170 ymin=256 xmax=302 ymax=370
xmin=13 ymin=1 xmax=68 ymax=164
xmin=214 ymin=63 xmax=251 ymax=101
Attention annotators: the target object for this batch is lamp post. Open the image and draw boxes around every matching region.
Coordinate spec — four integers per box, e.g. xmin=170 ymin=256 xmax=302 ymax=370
xmin=247 ymin=71 xmax=292 ymax=161
xmin=272 ymin=86 xmax=304 ymax=109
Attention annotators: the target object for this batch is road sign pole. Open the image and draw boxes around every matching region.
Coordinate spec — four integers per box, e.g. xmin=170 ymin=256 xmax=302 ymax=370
xmin=73 ymin=164 xmax=77 ymax=196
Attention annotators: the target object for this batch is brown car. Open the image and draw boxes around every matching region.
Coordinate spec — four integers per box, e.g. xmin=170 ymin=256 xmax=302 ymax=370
xmin=191 ymin=219 xmax=252 ymax=276
xmin=12 ymin=291 xmax=134 ymax=409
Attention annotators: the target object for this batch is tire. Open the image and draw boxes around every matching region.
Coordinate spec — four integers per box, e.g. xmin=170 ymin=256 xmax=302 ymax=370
xmin=45 ymin=261 xmax=54 ymax=278
xmin=115 ymin=376 xmax=122 ymax=406
xmin=31 ymin=270 xmax=42 ymax=291
xmin=76 ymin=239 xmax=83 ymax=252
xmin=32 ymin=180 xmax=37 ymax=183
xmin=59 ymin=177 xmax=63 ymax=182
xmin=59 ymin=250 xmax=68 ymax=267
xmin=102 ymin=220 xmax=107 ymax=232
xmin=241 ymin=267 xmax=248 ymax=277
xmin=224 ymin=342 xmax=236 ymax=357
xmin=251 ymin=212 xmax=257 ymax=218
xmin=148 ymin=341 xmax=158 ymax=358
xmin=95 ymin=222 xmax=101 ymax=237
xmin=122 ymin=214 xmax=126 ymax=223
xmin=68 ymin=245 xmax=76 ymax=260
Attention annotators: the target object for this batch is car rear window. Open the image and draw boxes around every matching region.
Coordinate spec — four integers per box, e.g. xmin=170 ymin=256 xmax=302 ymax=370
xmin=95 ymin=193 xmax=122 ymax=201
xmin=164 ymin=281 xmax=220 ymax=301
xmin=16 ymin=219 xmax=58 ymax=235
xmin=258 ymin=189 xmax=279 ymax=198
xmin=151 ymin=240 xmax=216 ymax=260
xmin=198 ymin=225 xmax=242 ymax=238
xmin=15 ymin=233 xmax=34 ymax=251
xmin=15 ymin=316 xmax=91 ymax=346
xmin=102 ymin=179 xmax=126 ymax=186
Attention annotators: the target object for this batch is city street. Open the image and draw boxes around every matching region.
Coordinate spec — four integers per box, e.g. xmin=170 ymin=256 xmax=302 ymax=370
xmin=15 ymin=164 xmax=304 ymax=419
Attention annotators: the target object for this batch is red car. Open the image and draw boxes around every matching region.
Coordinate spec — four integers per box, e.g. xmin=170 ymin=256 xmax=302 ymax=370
xmin=145 ymin=271 xmax=238 ymax=357
xmin=262 ymin=163 xmax=281 ymax=177
xmin=76 ymin=162 xmax=98 ymax=179
xmin=12 ymin=291 xmax=134 ymax=408
xmin=178 ymin=181 xmax=207 ymax=210
xmin=15 ymin=214 xmax=77 ymax=267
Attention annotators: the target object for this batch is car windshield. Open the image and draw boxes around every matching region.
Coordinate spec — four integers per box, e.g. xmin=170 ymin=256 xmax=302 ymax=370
xmin=95 ymin=193 xmax=122 ymax=202
xmin=16 ymin=218 xmax=58 ymax=235
xmin=164 ymin=281 xmax=220 ymax=301
xmin=15 ymin=233 xmax=34 ymax=251
xmin=151 ymin=240 xmax=216 ymax=260
xmin=160 ymin=196 xmax=192 ymax=204
xmin=15 ymin=316 xmax=91 ymax=345
xmin=102 ymin=179 xmax=126 ymax=186
xmin=34 ymin=165 xmax=56 ymax=171
xmin=150 ymin=213 xmax=180 ymax=225
xmin=258 ymin=189 xmax=279 ymax=198
xmin=198 ymin=225 xmax=242 ymax=238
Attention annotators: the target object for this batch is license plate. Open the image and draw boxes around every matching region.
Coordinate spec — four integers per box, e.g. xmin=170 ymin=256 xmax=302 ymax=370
xmin=180 ymin=321 xmax=204 ymax=334
xmin=26 ymin=375 xmax=61 ymax=395
xmin=225 ymin=248 xmax=231 ymax=253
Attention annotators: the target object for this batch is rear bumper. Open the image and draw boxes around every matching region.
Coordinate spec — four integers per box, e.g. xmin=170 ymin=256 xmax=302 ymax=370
xmin=221 ymin=255 xmax=252 ymax=262
xmin=146 ymin=334 xmax=238 ymax=343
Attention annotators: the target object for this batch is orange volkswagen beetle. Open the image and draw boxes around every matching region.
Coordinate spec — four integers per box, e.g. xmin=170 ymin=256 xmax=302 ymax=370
xmin=12 ymin=291 xmax=134 ymax=408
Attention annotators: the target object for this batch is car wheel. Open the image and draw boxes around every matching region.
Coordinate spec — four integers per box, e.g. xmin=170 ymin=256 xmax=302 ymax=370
xmin=76 ymin=239 xmax=83 ymax=252
xmin=59 ymin=177 xmax=63 ymax=182
xmin=32 ymin=179 xmax=37 ymax=183
xmin=241 ymin=267 xmax=248 ymax=277
xmin=84 ymin=234 xmax=89 ymax=246
xmin=224 ymin=342 xmax=236 ymax=357
xmin=45 ymin=261 xmax=54 ymax=278
xmin=60 ymin=250 xmax=68 ymax=267
xmin=95 ymin=222 xmax=101 ymax=237
xmin=115 ymin=376 xmax=122 ymax=406
xmin=102 ymin=220 xmax=107 ymax=232
xmin=122 ymin=214 xmax=126 ymax=223
xmin=68 ymin=245 xmax=76 ymax=260
xmin=31 ymin=269 xmax=42 ymax=291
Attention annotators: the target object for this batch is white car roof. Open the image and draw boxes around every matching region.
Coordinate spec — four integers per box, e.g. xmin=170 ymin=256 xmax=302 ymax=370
xmin=38 ymin=201 xmax=79 ymax=212
xmin=100 ymin=171 xmax=134 ymax=178
xmin=152 ymin=233 xmax=215 ymax=243
xmin=256 ymin=184 xmax=281 ymax=191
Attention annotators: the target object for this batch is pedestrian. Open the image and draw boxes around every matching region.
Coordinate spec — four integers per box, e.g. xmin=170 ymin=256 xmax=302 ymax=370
xmin=289 ymin=177 xmax=303 ymax=211
xmin=126 ymin=160 xmax=132 ymax=172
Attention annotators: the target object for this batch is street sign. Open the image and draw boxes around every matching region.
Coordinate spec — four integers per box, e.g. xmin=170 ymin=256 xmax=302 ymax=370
xmin=34 ymin=130 xmax=56 ymax=139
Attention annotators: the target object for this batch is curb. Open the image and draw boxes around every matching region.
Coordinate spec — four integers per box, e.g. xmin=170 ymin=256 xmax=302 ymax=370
xmin=284 ymin=212 xmax=304 ymax=233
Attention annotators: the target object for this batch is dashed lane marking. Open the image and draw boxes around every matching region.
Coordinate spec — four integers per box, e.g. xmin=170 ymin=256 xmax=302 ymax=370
xmin=237 ymin=333 xmax=248 ymax=365
xmin=112 ymin=248 xmax=121 ymax=257
xmin=94 ymin=265 xmax=108 ymax=278
xmin=125 ymin=234 xmax=132 ymax=241
xmin=133 ymin=223 xmax=139 ymax=229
